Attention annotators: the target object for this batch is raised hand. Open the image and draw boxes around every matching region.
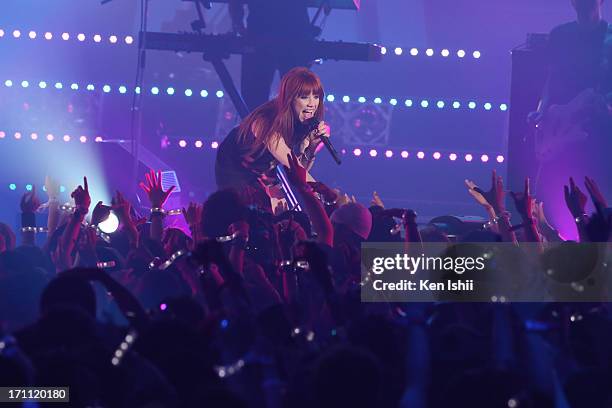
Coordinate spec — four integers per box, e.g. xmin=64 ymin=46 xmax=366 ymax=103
xmin=465 ymin=170 xmax=505 ymax=214
xmin=584 ymin=176 xmax=608 ymax=214
xmin=91 ymin=201 xmax=111 ymax=226
xmin=285 ymin=152 xmax=308 ymax=190
xmin=510 ymin=177 xmax=535 ymax=221
xmin=563 ymin=177 xmax=588 ymax=218
xmin=370 ymin=191 xmax=385 ymax=208
xmin=71 ymin=177 xmax=91 ymax=213
xmin=182 ymin=202 xmax=203 ymax=227
xmin=308 ymin=181 xmax=338 ymax=203
xmin=139 ymin=170 xmax=175 ymax=208
xmin=112 ymin=191 xmax=132 ymax=221
xmin=44 ymin=176 xmax=61 ymax=201
xmin=20 ymin=185 xmax=41 ymax=213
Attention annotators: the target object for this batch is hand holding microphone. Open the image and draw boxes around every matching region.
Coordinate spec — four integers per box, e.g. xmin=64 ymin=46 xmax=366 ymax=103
xmin=306 ymin=119 xmax=342 ymax=165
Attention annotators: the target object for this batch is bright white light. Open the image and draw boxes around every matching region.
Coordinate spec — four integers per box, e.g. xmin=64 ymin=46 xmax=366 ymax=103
xmin=433 ymin=152 xmax=441 ymax=160
xmin=103 ymin=85 xmax=111 ymax=93
xmin=400 ymin=151 xmax=409 ymax=158
xmin=465 ymin=154 xmax=473 ymax=162
xmin=389 ymin=98 xmax=397 ymax=106
xmin=358 ymin=96 xmax=366 ymax=103
xmin=14 ymin=132 xmax=22 ymax=140
xmin=21 ymin=80 xmax=29 ymax=88
xmin=86 ymin=84 xmax=95 ymax=91
xmin=151 ymin=87 xmax=159 ymax=95
xmin=30 ymin=133 xmax=38 ymax=140
xmin=109 ymin=35 xmax=117 ymax=44
xmin=394 ymin=47 xmax=403 ymax=56
xmin=119 ymin=86 xmax=127 ymax=94
xmin=195 ymin=140 xmax=203 ymax=148
xmin=39 ymin=81 xmax=47 ymax=89
xmin=62 ymin=32 xmax=70 ymax=41
xmin=417 ymin=151 xmax=425 ymax=159
xmin=453 ymin=101 xmax=461 ymax=109
xmin=44 ymin=32 xmax=52 ymax=40
xmin=374 ymin=97 xmax=382 ymax=104
xmin=405 ymin=99 xmax=413 ymax=107
xmin=380 ymin=46 xmax=387 ymax=55
xmin=185 ymin=89 xmax=192 ymax=96
xmin=473 ymin=50 xmax=481 ymax=59
xmin=481 ymin=154 xmax=489 ymax=162
xmin=500 ymin=103 xmax=508 ymax=111
xmin=178 ymin=140 xmax=187 ymax=148
xmin=457 ymin=49 xmax=466 ymax=58
xmin=98 ymin=212 xmax=120 ymax=234
xmin=55 ymin=82 xmax=63 ymax=89
xmin=125 ymin=36 xmax=134 ymax=44
xmin=93 ymin=34 xmax=102 ymax=43
xmin=46 ymin=134 xmax=54 ymax=141
xmin=410 ymin=48 xmax=418 ymax=56
xmin=420 ymin=100 xmax=429 ymax=108
xmin=0 ymin=131 xmax=5 ymax=138
xmin=200 ymin=89 xmax=208 ymax=97
xmin=449 ymin=153 xmax=457 ymax=161
xmin=4 ymin=80 xmax=12 ymax=87
xmin=468 ymin=101 xmax=476 ymax=109
xmin=95 ymin=136 xmax=103 ymax=142
xmin=484 ymin=102 xmax=492 ymax=110
xmin=437 ymin=101 xmax=445 ymax=108
xmin=496 ymin=155 xmax=504 ymax=163
xmin=211 ymin=141 xmax=219 ymax=149
xmin=77 ymin=33 xmax=85 ymax=42
xmin=326 ymin=94 xmax=335 ymax=102
xmin=342 ymin=95 xmax=350 ymax=103
xmin=385 ymin=150 xmax=393 ymax=158
xmin=63 ymin=135 xmax=71 ymax=142
xmin=0 ymin=29 xmax=4 ymax=38
xmin=426 ymin=48 xmax=434 ymax=57
xmin=13 ymin=30 xmax=21 ymax=38
xmin=28 ymin=31 xmax=36 ymax=39
xmin=216 ymin=90 xmax=224 ymax=98
xmin=441 ymin=49 xmax=450 ymax=57
xmin=369 ymin=149 xmax=378 ymax=157
xmin=353 ymin=148 xmax=362 ymax=156
xmin=80 ymin=136 xmax=87 ymax=143
xmin=167 ymin=87 xmax=175 ymax=95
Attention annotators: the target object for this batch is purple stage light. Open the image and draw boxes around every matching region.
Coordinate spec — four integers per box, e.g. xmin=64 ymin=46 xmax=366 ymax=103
xmin=410 ymin=48 xmax=418 ymax=56
xmin=30 ymin=133 xmax=38 ymax=140
xmin=13 ymin=30 xmax=21 ymax=38
xmin=0 ymin=131 xmax=5 ymax=138
xmin=380 ymin=46 xmax=387 ymax=55
xmin=62 ymin=32 xmax=70 ymax=41
xmin=473 ymin=50 xmax=481 ymax=59
xmin=433 ymin=152 xmax=441 ymax=160
xmin=369 ymin=149 xmax=378 ymax=157
xmin=394 ymin=47 xmax=403 ymax=55
xmin=417 ymin=151 xmax=425 ymax=159
xmin=481 ymin=154 xmax=489 ymax=162
xmin=195 ymin=140 xmax=203 ymax=148
xmin=47 ymin=134 xmax=54 ymax=141
xmin=496 ymin=155 xmax=505 ymax=163
xmin=109 ymin=35 xmax=117 ymax=44
xmin=385 ymin=150 xmax=393 ymax=158
xmin=44 ymin=32 xmax=52 ymax=40
xmin=77 ymin=33 xmax=85 ymax=41
xmin=353 ymin=148 xmax=362 ymax=156
xmin=441 ymin=49 xmax=450 ymax=57
xmin=178 ymin=140 xmax=187 ymax=148
xmin=465 ymin=154 xmax=473 ymax=162
xmin=449 ymin=153 xmax=457 ymax=161
xmin=79 ymin=136 xmax=87 ymax=143
xmin=28 ymin=31 xmax=36 ymax=39
xmin=63 ymin=135 xmax=70 ymax=142
xmin=125 ymin=36 xmax=134 ymax=44
xmin=457 ymin=49 xmax=466 ymax=58
xmin=426 ymin=48 xmax=434 ymax=57
xmin=401 ymin=150 xmax=409 ymax=158
xmin=93 ymin=34 xmax=101 ymax=43
xmin=94 ymin=136 xmax=103 ymax=143
xmin=14 ymin=132 xmax=22 ymax=140
xmin=211 ymin=141 xmax=219 ymax=149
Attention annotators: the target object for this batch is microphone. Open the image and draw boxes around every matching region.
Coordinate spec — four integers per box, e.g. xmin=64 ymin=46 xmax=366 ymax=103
xmin=304 ymin=119 xmax=342 ymax=165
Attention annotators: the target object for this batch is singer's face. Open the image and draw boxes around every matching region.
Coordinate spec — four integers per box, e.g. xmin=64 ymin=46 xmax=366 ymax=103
xmin=293 ymin=92 xmax=320 ymax=122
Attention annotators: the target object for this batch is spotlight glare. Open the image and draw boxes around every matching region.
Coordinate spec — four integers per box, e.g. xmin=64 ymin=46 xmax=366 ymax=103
xmin=417 ymin=151 xmax=425 ymax=159
xmin=119 ymin=86 xmax=127 ymax=94
xmin=200 ymin=89 xmax=208 ymax=97
xmin=409 ymin=48 xmax=418 ymax=56
xmin=39 ymin=81 xmax=47 ymax=89
xmin=184 ymin=89 xmax=193 ymax=96
xmin=449 ymin=153 xmax=457 ymax=161
xmin=425 ymin=48 xmax=434 ymax=56
xmin=465 ymin=153 xmax=473 ymax=162
xmin=44 ymin=32 xmax=52 ymax=40
xmin=481 ymin=154 xmax=489 ymax=162
xmin=61 ymin=32 xmax=70 ymax=41
xmin=21 ymin=80 xmax=29 ymax=88
xmin=353 ymin=148 xmax=362 ymax=156
xmin=420 ymin=100 xmax=429 ymax=108
xmin=125 ymin=35 xmax=134 ymax=44
xmin=369 ymin=149 xmax=378 ymax=157
xmin=394 ymin=47 xmax=403 ymax=56
xmin=0 ymin=29 xmax=4 ymax=37
xmin=151 ymin=87 xmax=159 ymax=95
xmin=26 ymin=184 xmax=33 ymax=191
xmin=30 ymin=133 xmax=38 ymax=140
xmin=178 ymin=140 xmax=187 ymax=148
xmin=46 ymin=134 xmax=54 ymax=141
xmin=380 ymin=46 xmax=387 ymax=55
xmin=453 ymin=101 xmax=461 ymax=109
xmin=167 ymin=87 xmax=175 ymax=95
xmin=0 ymin=131 xmax=5 ymax=138
xmin=55 ymin=82 xmax=63 ymax=89
xmin=468 ymin=101 xmax=476 ymax=109
xmin=94 ymin=136 xmax=103 ymax=142
xmin=441 ymin=49 xmax=450 ymax=57
xmin=385 ymin=150 xmax=393 ymax=158
xmin=86 ymin=84 xmax=95 ymax=91
xmin=433 ymin=151 xmax=441 ymax=160
xmin=211 ymin=141 xmax=219 ymax=149
xmin=358 ymin=96 xmax=366 ymax=103
xmin=473 ymin=50 xmax=481 ymax=59
xmin=195 ymin=140 xmax=203 ymax=148
xmin=216 ymin=90 xmax=224 ymax=98
xmin=77 ymin=33 xmax=85 ymax=41
xmin=374 ymin=97 xmax=382 ymax=104
xmin=326 ymin=94 xmax=335 ymax=102
xmin=342 ymin=95 xmax=350 ymax=103
xmin=103 ymin=85 xmax=111 ymax=93
xmin=79 ymin=136 xmax=87 ymax=143
xmin=135 ymin=87 xmax=140 ymax=94
xmin=93 ymin=34 xmax=102 ymax=43
xmin=496 ymin=155 xmax=505 ymax=163
xmin=484 ymin=102 xmax=492 ymax=110
xmin=9 ymin=183 xmax=17 ymax=191
xmin=98 ymin=212 xmax=120 ymax=234
xmin=436 ymin=100 xmax=445 ymax=108
xmin=109 ymin=35 xmax=117 ymax=44
xmin=13 ymin=30 xmax=21 ymax=38
xmin=389 ymin=98 xmax=397 ymax=106
xmin=4 ymin=80 xmax=13 ymax=87
xmin=457 ymin=49 xmax=466 ymax=58
xmin=28 ymin=30 xmax=36 ymax=39
xmin=500 ymin=103 xmax=508 ymax=111
xmin=14 ymin=132 xmax=22 ymax=140
xmin=400 ymin=150 xmax=409 ymax=158
xmin=405 ymin=99 xmax=413 ymax=107
xmin=63 ymin=135 xmax=71 ymax=142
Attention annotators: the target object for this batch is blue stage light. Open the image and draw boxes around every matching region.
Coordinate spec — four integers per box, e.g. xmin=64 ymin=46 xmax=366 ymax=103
xmin=452 ymin=101 xmax=461 ymax=109
xmin=185 ymin=89 xmax=193 ymax=97
xmin=389 ymin=98 xmax=397 ymax=106
xmin=21 ymin=80 xmax=29 ymax=88
xmin=151 ymin=87 xmax=159 ymax=95
xmin=9 ymin=183 xmax=17 ymax=191
xmin=119 ymin=86 xmax=127 ymax=94
xmin=55 ymin=82 xmax=63 ymax=89
xmin=39 ymin=81 xmax=47 ymax=89
xmin=421 ymin=100 xmax=429 ymax=108
xmin=405 ymin=99 xmax=413 ymax=107
xmin=216 ymin=90 xmax=224 ymax=98
xmin=103 ymin=85 xmax=111 ymax=93
xmin=4 ymin=80 xmax=13 ymax=87
xmin=200 ymin=89 xmax=208 ymax=97
xmin=437 ymin=101 xmax=445 ymax=108
xmin=358 ymin=97 xmax=366 ymax=103
xmin=374 ymin=97 xmax=382 ymax=104
xmin=25 ymin=184 xmax=32 ymax=191
xmin=342 ymin=96 xmax=350 ymax=103
xmin=167 ymin=87 xmax=175 ymax=95
xmin=326 ymin=94 xmax=335 ymax=102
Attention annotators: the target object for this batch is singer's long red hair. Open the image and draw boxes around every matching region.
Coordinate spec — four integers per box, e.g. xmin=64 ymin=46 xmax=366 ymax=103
xmin=238 ymin=67 xmax=325 ymax=154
